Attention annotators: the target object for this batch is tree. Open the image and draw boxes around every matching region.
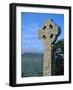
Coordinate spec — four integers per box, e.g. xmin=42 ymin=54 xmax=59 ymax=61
xmin=51 ymin=39 xmax=64 ymax=75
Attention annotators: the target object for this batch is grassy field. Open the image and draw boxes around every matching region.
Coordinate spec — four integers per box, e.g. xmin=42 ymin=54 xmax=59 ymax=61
xmin=21 ymin=53 xmax=43 ymax=77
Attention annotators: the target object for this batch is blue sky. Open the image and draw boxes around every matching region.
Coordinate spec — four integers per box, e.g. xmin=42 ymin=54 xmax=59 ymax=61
xmin=21 ymin=12 xmax=64 ymax=53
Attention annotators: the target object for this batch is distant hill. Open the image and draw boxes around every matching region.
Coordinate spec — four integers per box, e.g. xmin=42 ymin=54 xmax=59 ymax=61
xmin=22 ymin=52 xmax=43 ymax=57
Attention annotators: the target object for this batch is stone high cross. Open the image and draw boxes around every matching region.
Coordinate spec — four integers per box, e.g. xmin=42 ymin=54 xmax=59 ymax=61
xmin=39 ymin=19 xmax=61 ymax=76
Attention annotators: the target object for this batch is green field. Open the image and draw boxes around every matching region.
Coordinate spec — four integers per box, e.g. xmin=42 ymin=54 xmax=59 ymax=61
xmin=21 ymin=53 xmax=43 ymax=77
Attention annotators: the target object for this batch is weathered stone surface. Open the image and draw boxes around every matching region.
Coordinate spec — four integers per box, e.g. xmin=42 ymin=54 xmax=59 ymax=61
xmin=39 ymin=19 xmax=60 ymax=76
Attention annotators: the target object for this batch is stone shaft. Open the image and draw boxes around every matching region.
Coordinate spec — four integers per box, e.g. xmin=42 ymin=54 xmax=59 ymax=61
xmin=43 ymin=40 xmax=51 ymax=76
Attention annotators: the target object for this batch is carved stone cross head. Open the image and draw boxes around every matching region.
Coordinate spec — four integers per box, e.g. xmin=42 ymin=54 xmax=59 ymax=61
xmin=39 ymin=19 xmax=61 ymax=44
